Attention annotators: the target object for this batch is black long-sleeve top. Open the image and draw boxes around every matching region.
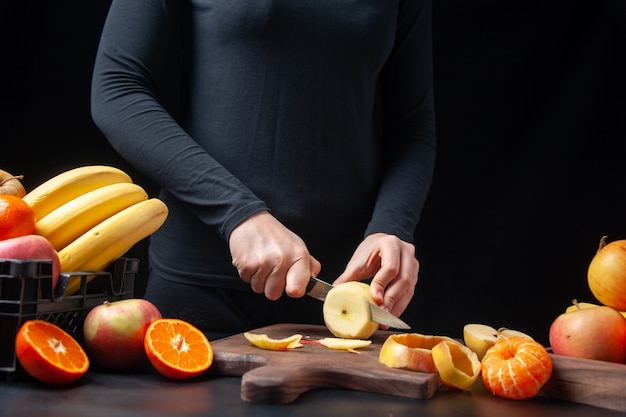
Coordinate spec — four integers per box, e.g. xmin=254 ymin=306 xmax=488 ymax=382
xmin=91 ymin=0 xmax=436 ymax=289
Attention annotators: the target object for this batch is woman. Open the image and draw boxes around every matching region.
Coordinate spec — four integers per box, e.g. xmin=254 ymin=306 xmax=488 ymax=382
xmin=91 ymin=0 xmax=436 ymax=340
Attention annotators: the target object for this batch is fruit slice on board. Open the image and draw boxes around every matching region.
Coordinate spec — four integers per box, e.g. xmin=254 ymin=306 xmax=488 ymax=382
xmin=431 ymin=340 xmax=481 ymax=391
xmin=15 ymin=320 xmax=89 ymax=384
xmin=144 ymin=318 xmax=213 ymax=380
xmin=243 ymin=332 xmax=303 ymax=350
xmin=481 ymin=336 xmax=552 ymax=400
xmin=318 ymin=337 xmax=372 ymax=350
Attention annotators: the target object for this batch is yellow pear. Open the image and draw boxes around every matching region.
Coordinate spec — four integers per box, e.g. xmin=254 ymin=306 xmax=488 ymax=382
xmin=565 ymin=300 xmax=626 ymax=319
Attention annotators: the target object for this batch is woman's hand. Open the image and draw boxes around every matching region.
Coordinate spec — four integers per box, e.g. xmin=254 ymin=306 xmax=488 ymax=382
xmin=229 ymin=211 xmax=321 ymax=300
xmin=333 ymin=233 xmax=419 ymax=317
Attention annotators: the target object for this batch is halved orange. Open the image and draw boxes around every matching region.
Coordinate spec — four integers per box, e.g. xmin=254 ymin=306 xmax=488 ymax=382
xmin=144 ymin=318 xmax=213 ymax=380
xmin=15 ymin=320 xmax=89 ymax=384
xmin=481 ymin=336 xmax=552 ymax=399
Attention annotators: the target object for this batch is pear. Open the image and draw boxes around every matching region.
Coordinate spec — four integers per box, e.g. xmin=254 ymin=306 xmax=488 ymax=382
xmin=323 ymin=281 xmax=379 ymax=339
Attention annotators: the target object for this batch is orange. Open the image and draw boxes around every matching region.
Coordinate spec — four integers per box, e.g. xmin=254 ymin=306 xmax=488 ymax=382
xmin=15 ymin=320 xmax=89 ymax=384
xmin=0 ymin=194 xmax=36 ymax=240
xmin=144 ymin=318 xmax=213 ymax=380
xmin=481 ymin=336 xmax=552 ymax=400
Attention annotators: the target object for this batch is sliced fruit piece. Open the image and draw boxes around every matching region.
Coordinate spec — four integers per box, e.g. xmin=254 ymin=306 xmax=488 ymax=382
xmin=243 ymin=332 xmax=303 ymax=350
xmin=463 ymin=324 xmax=533 ymax=360
xmin=318 ymin=337 xmax=372 ymax=350
xmin=323 ymin=281 xmax=379 ymax=339
xmin=431 ymin=340 xmax=481 ymax=391
xmin=463 ymin=324 xmax=499 ymax=360
xmin=144 ymin=318 xmax=213 ymax=380
xmin=15 ymin=320 xmax=89 ymax=384
xmin=498 ymin=327 xmax=534 ymax=340
xmin=378 ymin=333 xmax=460 ymax=373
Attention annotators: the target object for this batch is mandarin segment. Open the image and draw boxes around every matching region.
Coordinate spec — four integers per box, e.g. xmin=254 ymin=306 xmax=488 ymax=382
xmin=481 ymin=336 xmax=552 ymax=400
xmin=144 ymin=318 xmax=213 ymax=380
xmin=15 ymin=320 xmax=89 ymax=384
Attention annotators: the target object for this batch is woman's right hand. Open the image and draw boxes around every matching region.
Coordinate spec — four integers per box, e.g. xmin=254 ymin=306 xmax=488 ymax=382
xmin=228 ymin=211 xmax=321 ymax=300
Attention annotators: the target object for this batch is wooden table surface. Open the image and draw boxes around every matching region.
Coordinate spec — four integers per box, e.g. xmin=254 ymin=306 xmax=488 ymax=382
xmin=1 ymin=365 xmax=625 ymax=417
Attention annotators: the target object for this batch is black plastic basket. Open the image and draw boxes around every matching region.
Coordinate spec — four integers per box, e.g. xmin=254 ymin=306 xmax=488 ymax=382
xmin=0 ymin=257 xmax=137 ymax=380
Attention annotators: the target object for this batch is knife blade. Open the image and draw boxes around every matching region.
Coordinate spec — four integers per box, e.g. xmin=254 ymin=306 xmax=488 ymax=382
xmin=305 ymin=277 xmax=411 ymax=330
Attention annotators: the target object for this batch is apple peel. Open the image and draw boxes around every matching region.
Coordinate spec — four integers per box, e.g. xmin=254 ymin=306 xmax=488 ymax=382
xmin=378 ymin=333 xmax=460 ymax=374
xmin=431 ymin=340 xmax=481 ymax=391
xmin=243 ymin=332 xmax=303 ymax=350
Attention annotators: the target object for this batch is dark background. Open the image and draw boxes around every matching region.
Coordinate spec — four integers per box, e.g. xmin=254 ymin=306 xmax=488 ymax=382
xmin=3 ymin=1 xmax=625 ymax=346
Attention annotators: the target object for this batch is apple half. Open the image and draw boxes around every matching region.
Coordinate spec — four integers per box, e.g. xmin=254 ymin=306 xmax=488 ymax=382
xmin=463 ymin=324 xmax=533 ymax=360
xmin=323 ymin=281 xmax=379 ymax=339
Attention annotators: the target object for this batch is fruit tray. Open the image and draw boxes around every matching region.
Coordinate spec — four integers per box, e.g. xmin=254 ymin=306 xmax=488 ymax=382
xmin=0 ymin=257 xmax=137 ymax=380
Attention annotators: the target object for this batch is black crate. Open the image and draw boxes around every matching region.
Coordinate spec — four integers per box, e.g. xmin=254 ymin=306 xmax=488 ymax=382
xmin=0 ymin=257 xmax=138 ymax=380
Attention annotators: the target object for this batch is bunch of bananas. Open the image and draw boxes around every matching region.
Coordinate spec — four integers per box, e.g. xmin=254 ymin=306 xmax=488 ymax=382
xmin=23 ymin=165 xmax=168 ymax=295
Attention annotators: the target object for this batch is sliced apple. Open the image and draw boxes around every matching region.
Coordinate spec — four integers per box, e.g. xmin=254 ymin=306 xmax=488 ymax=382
xmin=463 ymin=324 xmax=499 ymax=360
xmin=431 ymin=340 xmax=481 ymax=391
xmin=498 ymin=327 xmax=534 ymax=340
xmin=319 ymin=337 xmax=372 ymax=350
xmin=463 ymin=324 xmax=533 ymax=360
xmin=378 ymin=333 xmax=460 ymax=373
xmin=243 ymin=332 xmax=303 ymax=350
xmin=323 ymin=281 xmax=379 ymax=339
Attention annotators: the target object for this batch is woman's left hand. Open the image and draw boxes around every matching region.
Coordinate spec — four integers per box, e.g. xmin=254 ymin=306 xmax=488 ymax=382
xmin=333 ymin=233 xmax=419 ymax=318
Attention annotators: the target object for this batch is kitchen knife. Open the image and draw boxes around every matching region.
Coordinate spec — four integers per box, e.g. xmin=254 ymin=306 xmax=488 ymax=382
xmin=306 ymin=277 xmax=411 ymax=330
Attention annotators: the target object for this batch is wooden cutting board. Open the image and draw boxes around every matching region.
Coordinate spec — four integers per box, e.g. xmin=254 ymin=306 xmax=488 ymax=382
xmin=207 ymin=323 xmax=440 ymax=404
xmin=539 ymin=353 xmax=626 ymax=412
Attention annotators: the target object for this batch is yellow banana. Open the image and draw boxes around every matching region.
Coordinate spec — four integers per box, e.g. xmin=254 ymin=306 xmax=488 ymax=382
xmin=35 ymin=182 xmax=149 ymax=251
xmin=23 ymin=165 xmax=133 ymax=220
xmin=61 ymin=198 xmax=168 ymax=295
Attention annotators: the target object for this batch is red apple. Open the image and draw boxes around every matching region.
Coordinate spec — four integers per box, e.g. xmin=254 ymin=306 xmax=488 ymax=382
xmin=83 ymin=298 xmax=162 ymax=372
xmin=0 ymin=234 xmax=60 ymax=291
xmin=549 ymin=304 xmax=626 ymax=363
